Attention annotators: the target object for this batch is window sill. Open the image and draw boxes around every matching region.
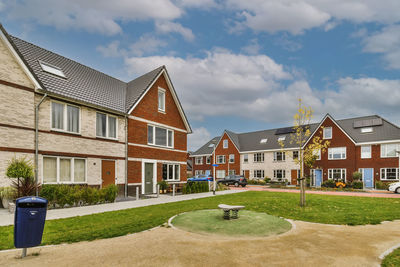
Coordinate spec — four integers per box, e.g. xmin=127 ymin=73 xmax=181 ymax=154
xmin=328 ymin=158 xmax=346 ymax=160
xmin=96 ymin=136 xmax=119 ymax=141
xmin=147 ymin=143 xmax=174 ymax=150
xmin=51 ymin=129 xmax=81 ymax=136
xmin=158 ymin=109 xmax=166 ymax=114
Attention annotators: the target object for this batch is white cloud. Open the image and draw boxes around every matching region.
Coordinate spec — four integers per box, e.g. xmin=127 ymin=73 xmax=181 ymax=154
xmin=3 ymin=0 xmax=182 ymax=35
xmin=155 ymin=21 xmax=195 ymax=41
xmin=96 ymin=41 xmax=125 ymax=58
xmin=241 ymin=39 xmax=261 ymax=55
xmin=129 ymin=34 xmax=167 ymax=56
xmin=225 ymin=0 xmax=400 ymax=35
xmin=362 ymin=25 xmax=400 ymax=69
xmin=188 ymin=127 xmax=212 ymax=151
xmin=175 ymin=0 xmax=219 ymax=9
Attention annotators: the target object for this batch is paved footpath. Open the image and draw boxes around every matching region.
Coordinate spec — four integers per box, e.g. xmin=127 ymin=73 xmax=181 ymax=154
xmin=238 ymin=185 xmax=400 ymax=198
xmin=0 ymin=190 xmax=242 ymax=227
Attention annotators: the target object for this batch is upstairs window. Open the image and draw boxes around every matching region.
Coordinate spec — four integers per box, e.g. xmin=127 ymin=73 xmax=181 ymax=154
xmin=243 ymin=154 xmax=248 ymax=163
xmin=216 ymin=155 xmax=226 ymax=164
xmin=381 ymin=144 xmax=399 ymax=158
xmin=313 ymin=149 xmax=321 ymax=160
xmin=223 ymin=140 xmax=228 ymax=148
xmin=229 ymin=154 xmax=235 ymax=163
xmin=40 ymin=61 xmax=66 ymax=78
xmin=206 ymin=156 xmax=211 ymax=164
xmin=323 ymin=127 xmax=332 ymax=139
xmin=96 ymin=112 xmax=117 ymax=139
xmin=293 ymin=151 xmax=299 ymax=160
xmin=254 ymin=153 xmax=264 ymax=163
xmin=273 ymin=152 xmax=285 ymax=162
xmin=328 ymin=147 xmax=346 ymax=160
xmin=195 ymin=157 xmax=203 ymax=165
xmin=361 ymin=145 xmax=371 ymax=159
xmin=147 ymin=125 xmax=173 ymax=148
xmin=51 ymin=101 xmax=80 ymax=134
xmin=158 ymin=88 xmax=166 ymax=112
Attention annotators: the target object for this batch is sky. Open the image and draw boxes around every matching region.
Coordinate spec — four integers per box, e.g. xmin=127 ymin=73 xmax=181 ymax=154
xmin=1 ymin=0 xmax=400 ymax=151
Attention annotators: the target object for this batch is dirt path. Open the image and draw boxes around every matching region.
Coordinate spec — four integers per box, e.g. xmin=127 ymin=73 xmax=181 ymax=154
xmin=1 ymin=219 xmax=400 ymax=267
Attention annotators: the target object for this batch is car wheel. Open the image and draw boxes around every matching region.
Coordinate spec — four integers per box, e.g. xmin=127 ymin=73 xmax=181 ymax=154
xmin=396 ymin=188 xmax=400 ymax=194
xmin=234 ymin=182 xmax=239 ymax=187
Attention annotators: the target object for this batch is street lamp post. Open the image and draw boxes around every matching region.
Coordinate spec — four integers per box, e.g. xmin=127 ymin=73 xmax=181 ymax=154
xmin=212 ymin=144 xmax=216 ymax=195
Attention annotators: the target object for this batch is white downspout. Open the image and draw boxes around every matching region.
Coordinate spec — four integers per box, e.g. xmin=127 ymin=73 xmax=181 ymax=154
xmin=35 ymin=93 xmax=47 ymax=196
xmin=125 ymin=115 xmax=128 ymax=198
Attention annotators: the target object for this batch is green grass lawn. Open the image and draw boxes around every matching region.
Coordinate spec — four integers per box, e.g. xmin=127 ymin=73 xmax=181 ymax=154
xmin=172 ymin=209 xmax=291 ymax=237
xmin=1 ymin=191 xmax=400 ymax=250
xmin=382 ymin=248 xmax=400 ymax=267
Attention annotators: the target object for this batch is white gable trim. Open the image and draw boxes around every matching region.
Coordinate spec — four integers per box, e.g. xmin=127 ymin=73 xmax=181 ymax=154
xmin=302 ymin=114 xmax=356 ymax=149
xmin=0 ymin=29 xmax=42 ymax=90
xmin=127 ymin=68 xmax=192 ymax=133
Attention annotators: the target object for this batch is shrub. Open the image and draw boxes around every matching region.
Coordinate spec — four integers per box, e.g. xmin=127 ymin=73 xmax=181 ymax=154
xmin=182 ymin=181 xmax=209 ymax=194
xmin=352 ymin=171 xmax=362 ymax=181
xmin=101 ymin=184 xmax=118 ymax=203
xmin=6 ymin=157 xmax=38 ymax=197
xmin=352 ymin=181 xmax=364 ymax=189
xmin=264 ymin=177 xmax=271 ymax=183
xmin=0 ymin=187 xmax=17 ymax=200
xmin=157 ymin=180 xmax=168 ymax=191
xmin=376 ymin=181 xmax=392 ymax=190
xmin=322 ymin=179 xmax=336 ymax=188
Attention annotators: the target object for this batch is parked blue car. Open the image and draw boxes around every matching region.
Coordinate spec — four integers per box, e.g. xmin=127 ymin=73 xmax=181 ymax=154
xmin=187 ymin=174 xmax=214 ymax=182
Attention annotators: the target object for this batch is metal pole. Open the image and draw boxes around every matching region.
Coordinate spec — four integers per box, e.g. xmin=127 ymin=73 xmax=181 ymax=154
xmin=124 ymin=116 xmax=128 ymax=198
xmin=172 ymin=184 xmax=175 ymax=197
xmin=136 ymin=187 xmax=139 ymax=201
xmin=35 ymin=94 xmax=47 ymax=197
xmin=157 ymin=184 xmax=160 ymax=198
xmin=21 ymin=248 xmax=27 ymax=258
xmin=213 ymin=144 xmax=216 ymax=195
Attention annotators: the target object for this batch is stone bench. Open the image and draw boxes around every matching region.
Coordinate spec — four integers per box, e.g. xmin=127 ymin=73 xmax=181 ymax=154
xmin=218 ymin=204 xmax=245 ymax=220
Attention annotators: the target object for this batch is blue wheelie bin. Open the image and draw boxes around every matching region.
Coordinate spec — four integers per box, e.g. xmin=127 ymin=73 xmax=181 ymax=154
xmin=14 ymin=196 xmax=48 ymax=249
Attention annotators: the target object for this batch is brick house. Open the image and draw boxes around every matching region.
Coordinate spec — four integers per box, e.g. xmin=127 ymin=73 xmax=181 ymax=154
xmin=191 ymin=137 xmax=220 ymax=176
xmin=0 ymin=24 xmax=191 ymax=195
xmin=191 ymin=114 xmax=400 ymax=188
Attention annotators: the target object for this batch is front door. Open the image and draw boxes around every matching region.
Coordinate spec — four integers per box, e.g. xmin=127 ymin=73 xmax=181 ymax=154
xmin=102 ymin=160 xmax=115 ymax=187
xmin=315 ymin=169 xmax=322 ymax=187
xmin=362 ymin=168 xmax=374 ymax=188
xmin=291 ymin=169 xmax=299 ymax=185
xmin=144 ymin=163 xmax=154 ymax=194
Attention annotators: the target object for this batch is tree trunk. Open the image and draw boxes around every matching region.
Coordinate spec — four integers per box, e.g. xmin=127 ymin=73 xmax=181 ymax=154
xmin=300 ymin=178 xmax=306 ymax=207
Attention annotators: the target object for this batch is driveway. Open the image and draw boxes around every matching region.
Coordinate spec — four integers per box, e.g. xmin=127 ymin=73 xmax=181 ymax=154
xmin=1 ymin=219 xmax=399 ymax=266
xmin=238 ymin=185 xmax=400 ymax=198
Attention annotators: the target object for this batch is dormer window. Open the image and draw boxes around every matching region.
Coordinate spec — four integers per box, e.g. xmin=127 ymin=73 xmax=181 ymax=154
xmin=361 ymin=127 xmax=373 ymax=133
xmin=260 ymin=138 xmax=268 ymax=144
xmin=278 ymin=136 xmax=286 ymax=142
xmin=158 ymin=88 xmax=166 ymax=112
xmin=39 ymin=61 xmax=66 ymax=78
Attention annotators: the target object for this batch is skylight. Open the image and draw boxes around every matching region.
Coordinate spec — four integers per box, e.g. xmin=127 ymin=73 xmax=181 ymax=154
xmin=208 ymin=144 xmax=214 ymax=148
xmin=278 ymin=136 xmax=286 ymax=141
xmin=361 ymin=127 xmax=373 ymax=133
xmin=39 ymin=61 xmax=66 ymax=78
xmin=260 ymin=138 xmax=268 ymax=144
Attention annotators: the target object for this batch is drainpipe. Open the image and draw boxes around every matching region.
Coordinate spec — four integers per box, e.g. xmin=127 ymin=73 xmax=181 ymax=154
xmin=35 ymin=94 xmax=47 ymax=197
xmin=125 ymin=115 xmax=128 ymax=198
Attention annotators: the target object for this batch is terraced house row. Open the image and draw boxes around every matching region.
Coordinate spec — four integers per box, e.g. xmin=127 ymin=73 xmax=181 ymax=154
xmin=190 ymin=114 xmax=400 ymax=188
xmin=0 ymin=25 xmax=191 ymax=195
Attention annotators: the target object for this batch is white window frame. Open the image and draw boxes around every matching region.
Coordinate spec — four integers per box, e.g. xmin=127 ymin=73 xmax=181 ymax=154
xmin=361 ymin=145 xmax=372 ymax=159
xmin=162 ymin=163 xmax=180 ymax=181
xmin=380 ymin=168 xmax=399 ymax=181
xmin=361 ymin=127 xmax=373 ymax=133
xmin=195 ymin=157 xmax=203 ymax=165
xmin=273 ymin=169 xmax=286 ymax=179
xmin=50 ymin=100 xmax=81 ymax=134
xmin=381 ymin=144 xmax=399 ymax=158
xmin=323 ymin=127 xmax=332 ymax=139
xmin=253 ymin=170 xmax=264 ymax=179
xmin=39 ymin=61 xmax=66 ymax=78
xmin=195 ymin=170 xmax=204 ymax=175
xmin=328 ymin=147 xmax=346 ymax=160
xmin=229 ymin=154 xmax=235 ymax=163
xmin=273 ymin=151 xmax=286 ymax=162
xmin=216 ymin=155 xmax=226 ymax=164
xmin=313 ymin=149 xmax=321 ymax=160
xmin=254 ymin=153 xmax=264 ymax=163
xmin=158 ymin=87 xmax=166 ymax=113
xmin=96 ymin=112 xmax=118 ymax=140
xmin=206 ymin=156 xmax=211 ymax=164
xmin=216 ymin=170 xmax=226 ymax=178
xmin=147 ymin=124 xmax=174 ymax=148
xmin=42 ymin=156 xmax=87 ymax=184
xmin=260 ymin=138 xmax=268 ymax=144
xmin=293 ymin=151 xmax=299 ymax=160
xmin=278 ymin=136 xmax=286 ymax=142
xmin=328 ymin=168 xmax=346 ymax=182
xmin=223 ymin=140 xmax=228 ymax=149
xmin=243 ymin=154 xmax=248 ymax=163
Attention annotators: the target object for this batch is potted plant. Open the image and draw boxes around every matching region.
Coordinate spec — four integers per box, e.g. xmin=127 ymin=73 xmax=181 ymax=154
xmin=0 ymin=187 xmax=16 ymax=209
xmin=157 ymin=180 xmax=168 ymax=193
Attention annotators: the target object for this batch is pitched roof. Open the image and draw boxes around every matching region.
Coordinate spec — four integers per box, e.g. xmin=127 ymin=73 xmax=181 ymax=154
xmin=191 ymin=136 xmax=221 ymax=156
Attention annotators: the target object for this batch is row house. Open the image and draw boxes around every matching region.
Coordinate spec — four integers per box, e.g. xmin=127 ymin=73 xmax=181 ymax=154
xmin=0 ymin=25 xmax=191 ymax=195
xmin=191 ymin=114 xmax=400 ymax=188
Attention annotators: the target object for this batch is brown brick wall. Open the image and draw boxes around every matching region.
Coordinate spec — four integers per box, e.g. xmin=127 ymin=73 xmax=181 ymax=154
xmin=130 ymin=73 xmax=187 ymax=131
xmin=214 ymin=132 xmax=240 ymax=175
xmin=191 ymin=155 xmax=213 ymax=174
xmin=128 ymin=145 xmax=187 ymax=162
xmin=128 ymin=161 xmax=141 ymax=183
xmin=128 ymin=119 xmax=147 ymax=144
xmin=174 ymin=131 xmax=187 ymax=151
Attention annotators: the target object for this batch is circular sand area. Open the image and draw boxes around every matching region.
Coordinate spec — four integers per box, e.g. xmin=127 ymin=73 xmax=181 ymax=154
xmin=171 ymin=209 xmax=292 ymax=237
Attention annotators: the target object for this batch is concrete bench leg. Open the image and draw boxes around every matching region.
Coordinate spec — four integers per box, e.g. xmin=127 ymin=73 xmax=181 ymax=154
xmin=223 ymin=210 xmax=230 ymax=220
xmin=231 ymin=210 xmax=239 ymax=219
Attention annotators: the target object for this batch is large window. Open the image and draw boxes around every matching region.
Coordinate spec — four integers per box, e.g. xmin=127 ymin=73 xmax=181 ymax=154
xmin=254 ymin=153 xmax=264 ymax=163
xmin=96 ymin=112 xmax=117 ymax=139
xmin=361 ymin=145 xmax=371 ymax=159
xmin=273 ymin=170 xmax=286 ymax=180
xmin=328 ymin=147 xmax=346 ymax=160
xmin=243 ymin=154 xmax=248 ymax=163
xmin=162 ymin=163 xmax=180 ymax=181
xmin=216 ymin=155 xmax=226 ymax=164
xmin=273 ymin=152 xmax=285 ymax=161
xmin=328 ymin=169 xmax=346 ymax=182
xmin=158 ymin=88 xmax=165 ymax=112
xmin=51 ymin=101 xmax=80 ymax=133
xmin=381 ymin=144 xmax=399 ymax=158
xmin=43 ymin=156 xmax=86 ymax=183
xmin=253 ymin=170 xmax=264 ymax=179
xmin=216 ymin=170 xmax=226 ymax=178
xmin=147 ymin=125 xmax=173 ymax=148
xmin=381 ymin=168 xmax=399 ymax=181
xmin=229 ymin=154 xmax=235 ymax=163
xmin=323 ymin=127 xmax=332 ymax=139
xmin=195 ymin=157 xmax=203 ymax=165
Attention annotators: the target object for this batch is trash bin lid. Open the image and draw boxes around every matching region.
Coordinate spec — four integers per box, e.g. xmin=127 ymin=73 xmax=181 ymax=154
xmin=16 ymin=196 xmax=48 ymax=205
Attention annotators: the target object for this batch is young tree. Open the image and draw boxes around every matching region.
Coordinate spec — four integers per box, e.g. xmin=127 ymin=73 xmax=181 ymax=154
xmin=6 ymin=157 xmax=37 ymax=197
xmin=279 ymin=99 xmax=330 ymax=207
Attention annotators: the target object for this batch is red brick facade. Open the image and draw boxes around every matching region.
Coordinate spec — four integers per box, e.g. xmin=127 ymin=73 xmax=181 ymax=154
xmin=127 ymin=71 xmax=189 ymax=190
xmin=214 ymin=132 xmax=240 ymax=177
xmin=192 ymin=155 xmax=213 ymax=175
xmin=304 ymin=116 xmax=398 ymax=185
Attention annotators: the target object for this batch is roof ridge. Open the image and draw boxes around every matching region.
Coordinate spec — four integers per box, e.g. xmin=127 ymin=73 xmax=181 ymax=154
xmin=335 ymin=114 xmax=379 ymax=122
xmin=10 ymin=35 xmax=126 ymax=84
